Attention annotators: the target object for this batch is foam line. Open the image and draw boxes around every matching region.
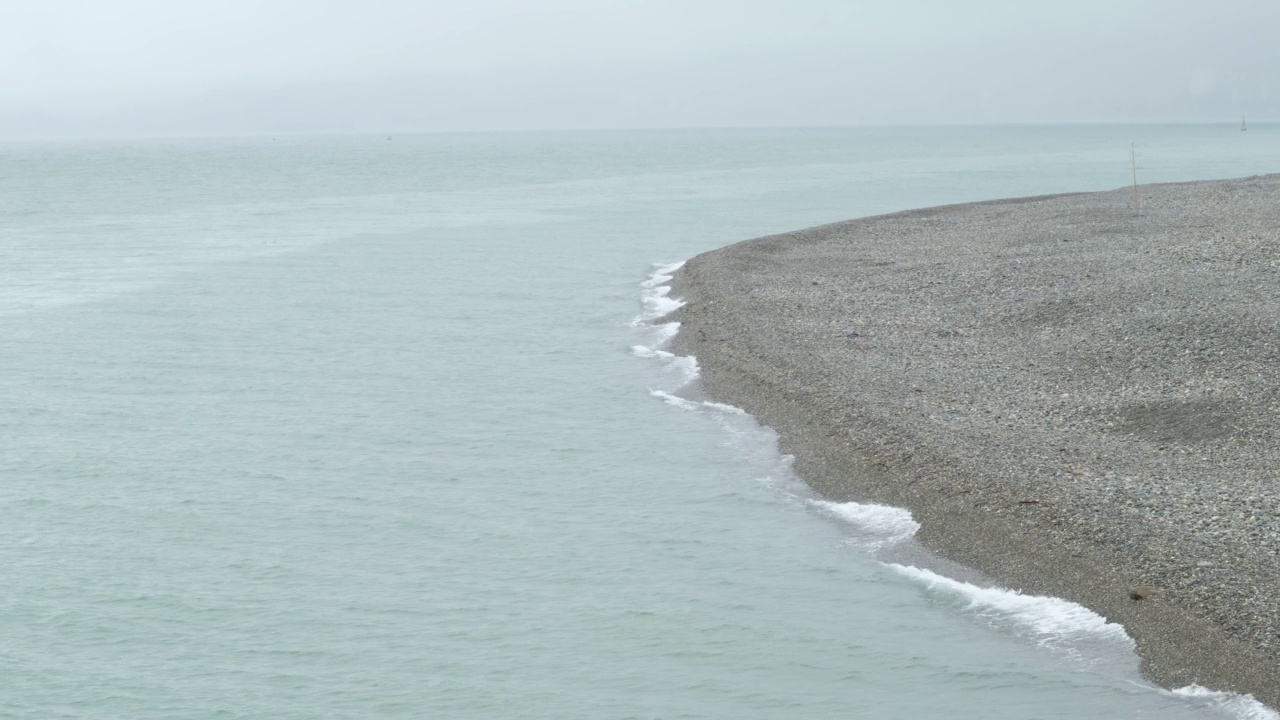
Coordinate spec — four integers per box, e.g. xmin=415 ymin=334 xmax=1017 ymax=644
xmin=640 ymin=260 xmax=686 ymax=288
xmin=636 ymin=261 xmax=688 ymax=323
xmin=702 ymin=401 xmax=747 ymax=415
xmin=649 ymin=390 xmax=747 ymax=416
xmin=667 ymin=356 xmax=699 ymax=387
xmin=630 ymin=345 xmax=675 ymax=360
xmin=650 ymin=390 xmax=702 ymax=411
xmin=1170 ymin=685 xmax=1280 ymax=720
xmin=640 ymin=294 xmax=685 ymax=321
xmin=811 ymin=500 xmax=920 ymax=547
xmin=651 ymin=322 xmax=680 ymax=346
xmin=887 ymin=563 xmax=1133 ymax=646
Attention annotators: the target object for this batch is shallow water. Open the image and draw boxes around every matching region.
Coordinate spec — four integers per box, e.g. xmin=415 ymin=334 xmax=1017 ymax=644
xmin=2 ymin=126 xmax=1278 ymax=718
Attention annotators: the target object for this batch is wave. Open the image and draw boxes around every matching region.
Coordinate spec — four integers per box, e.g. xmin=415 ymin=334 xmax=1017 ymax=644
xmin=650 ymin=389 xmax=702 ymax=412
xmin=639 ymin=260 xmax=685 ymax=289
xmin=648 ymin=321 xmax=681 ymax=346
xmin=1170 ymin=686 xmax=1280 ymax=720
xmin=634 ymin=261 xmax=687 ymax=324
xmin=632 ymin=262 xmax=700 ymax=390
xmin=887 ymin=563 xmax=1133 ymax=648
xmin=809 ymin=499 xmax=921 ymax=549
xmin=639 ymin=293 xmax=685 ymax=323
xmin=650 ymin=389 xmax=746 ymax=416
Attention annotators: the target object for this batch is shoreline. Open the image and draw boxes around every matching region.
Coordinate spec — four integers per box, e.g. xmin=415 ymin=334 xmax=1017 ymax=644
xmin=669 ymin=174 xmax=1280 ymax=707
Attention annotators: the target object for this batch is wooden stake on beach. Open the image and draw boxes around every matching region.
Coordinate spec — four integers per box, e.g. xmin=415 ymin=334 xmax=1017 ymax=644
xmin=1131 ymin=143 xmax=1140 ymax=215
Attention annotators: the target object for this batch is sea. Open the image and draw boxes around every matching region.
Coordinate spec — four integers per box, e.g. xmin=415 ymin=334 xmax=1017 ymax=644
xmin=2 ymin=125 xmax=1277 ymax=719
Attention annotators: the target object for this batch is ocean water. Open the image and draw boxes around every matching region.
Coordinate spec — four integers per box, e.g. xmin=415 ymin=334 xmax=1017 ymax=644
xmin=2 ymin=126 xmax=1278 ymax=719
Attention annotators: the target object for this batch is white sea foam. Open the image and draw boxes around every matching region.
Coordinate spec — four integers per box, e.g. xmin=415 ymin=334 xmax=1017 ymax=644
xmin=650 ymin=321 xmax=680 ymax=346
xmin=634 ymin=350 xmax=699 ymax=388
xmin=668 ymin=356 xmax=699 ymax=387
xmin=888 ymin=564 xmax=1134 ymax=647
xmin=635 ymin=262 xmax=688 ymax=323
xmin=628 ymin=322 xmax=680 ymax=361
xmin=811 ymin=500 xmax=920 ymax=547
xmin=640 ymin=294 xmax=685 ymax=321
xmin=632 ymin=262 xmax=700 ymax=390
xmin=649 ymin=390 xmax=746 ymax=416
xmin=651 ymin=390 xmax=702 ymax=411
xmin=630 ymin=345 xmax=675 ymax=360
xmin=639 ymin=260 xmax=685 ymax=288
xmin=701 ymin=401 xmax=746 ymax=415
xmin=1171 ymin=685 xmax=1280 ymax=720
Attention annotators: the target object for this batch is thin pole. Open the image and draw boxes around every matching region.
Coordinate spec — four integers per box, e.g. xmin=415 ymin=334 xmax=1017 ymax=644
xmin=1131 ymin=143 xmax=1140 ymax=215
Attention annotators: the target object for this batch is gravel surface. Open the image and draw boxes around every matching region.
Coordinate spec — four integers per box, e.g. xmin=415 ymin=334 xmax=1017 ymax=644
xmin=670 ymin=175 xmax=1280 ymax=706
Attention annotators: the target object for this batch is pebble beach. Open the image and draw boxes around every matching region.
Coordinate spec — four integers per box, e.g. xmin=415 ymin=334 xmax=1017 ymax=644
xmin=670 ymin=174 xmax=1280 ymax=707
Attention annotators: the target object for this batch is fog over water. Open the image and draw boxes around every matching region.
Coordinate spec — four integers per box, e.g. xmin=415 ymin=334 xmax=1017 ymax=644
xmin=3 ymin=0 xmax=1279 ymax=136
xmin=6 ymin=2 xmax=1280 ymax=716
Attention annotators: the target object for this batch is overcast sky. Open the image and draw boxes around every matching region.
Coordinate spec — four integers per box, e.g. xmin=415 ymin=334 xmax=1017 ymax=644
xmin=2 ymin=0 xmax=1278 ymax=136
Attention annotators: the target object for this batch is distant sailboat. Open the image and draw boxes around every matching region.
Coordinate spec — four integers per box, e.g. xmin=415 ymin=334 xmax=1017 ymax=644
xmin=1241 ymin=116 xmax=1247 ymax=132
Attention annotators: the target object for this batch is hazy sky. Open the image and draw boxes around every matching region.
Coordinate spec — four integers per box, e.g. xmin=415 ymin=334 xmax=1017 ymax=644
xmin=3 ymin=0 xmax=1278 ymax=136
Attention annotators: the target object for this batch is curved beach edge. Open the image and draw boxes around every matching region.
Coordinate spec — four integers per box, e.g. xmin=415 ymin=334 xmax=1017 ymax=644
xmin=670 ymin=174 xmax=1280 ymax=708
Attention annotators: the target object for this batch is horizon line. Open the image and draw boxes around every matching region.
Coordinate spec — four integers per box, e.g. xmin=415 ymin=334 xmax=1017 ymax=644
xmin=1 ymin=119 xmax=1275 ymax=143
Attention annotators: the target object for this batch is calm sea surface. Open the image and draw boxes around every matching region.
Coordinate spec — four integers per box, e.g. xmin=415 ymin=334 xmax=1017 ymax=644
xmin=2 ymin=126 xmax=1278 ymax=719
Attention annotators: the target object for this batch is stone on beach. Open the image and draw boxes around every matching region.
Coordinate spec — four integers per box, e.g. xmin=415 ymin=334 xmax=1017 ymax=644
xmin=1130 ymin=584 xmax=1157 ymax=601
